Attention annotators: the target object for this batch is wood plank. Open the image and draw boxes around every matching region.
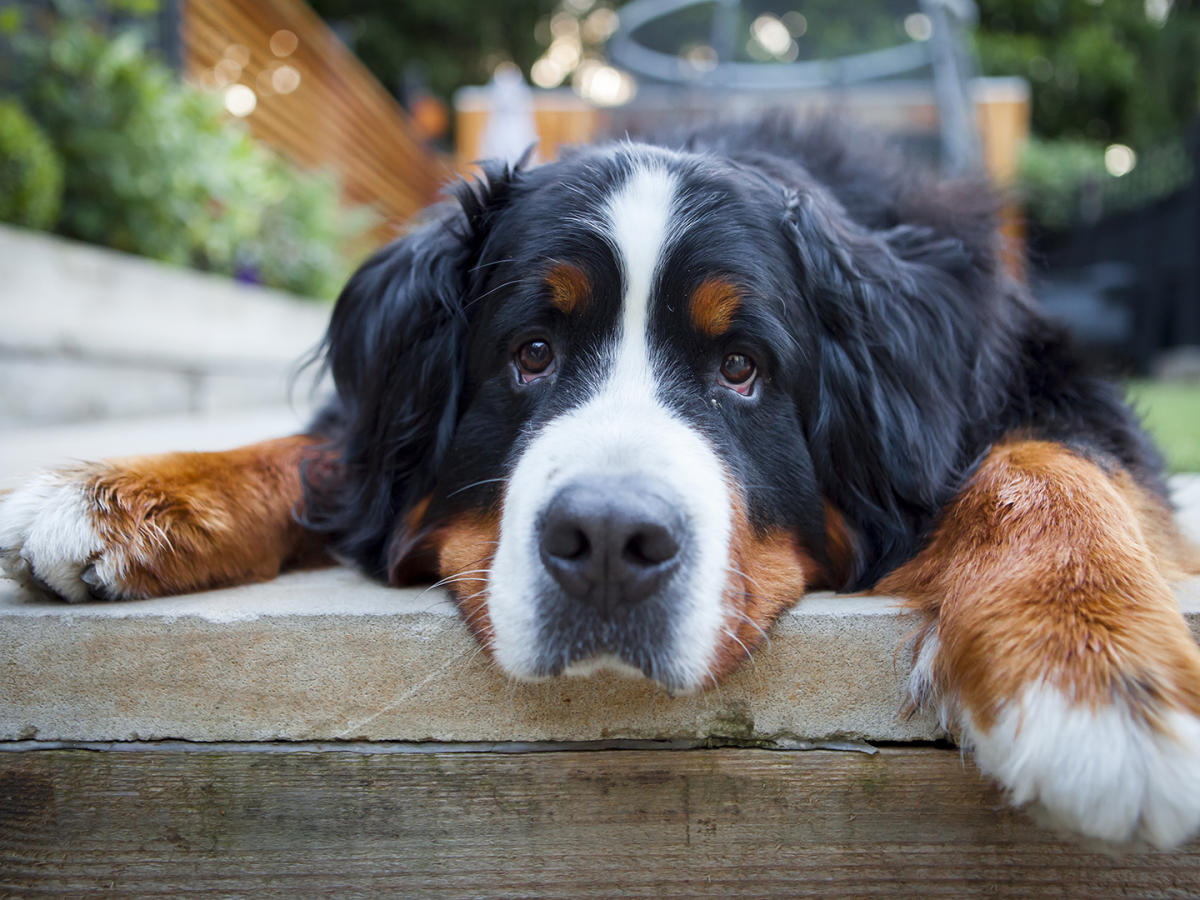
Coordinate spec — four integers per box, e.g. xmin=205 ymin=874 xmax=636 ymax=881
xmin=1 ymin=746 xmax=1197 ymax=896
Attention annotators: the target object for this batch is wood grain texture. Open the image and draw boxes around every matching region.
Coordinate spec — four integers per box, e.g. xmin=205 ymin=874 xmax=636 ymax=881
xmin=181 ymin=0 xmax=447 ymax=234
xmin=2 ymin=747 xmax=1198 ymax=897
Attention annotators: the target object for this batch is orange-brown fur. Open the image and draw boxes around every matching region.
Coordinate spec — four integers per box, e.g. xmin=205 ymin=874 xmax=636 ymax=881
xmin=435 ymin=513 xmax=500 ymax=651
xmin=1112 ymin=467 xmax=1200 ymax=580
xmin=545 ymin=262 xmax=590 ymax=315
xmin=878 ymin=440 xmax=1200 ymax=732
xmin=689 ymin=278 xmax=740 ymax=338
xmin=712 ymin=495 xmax=815 ymax=680
xmin=85 ymin=435 xmax=329 ymax=597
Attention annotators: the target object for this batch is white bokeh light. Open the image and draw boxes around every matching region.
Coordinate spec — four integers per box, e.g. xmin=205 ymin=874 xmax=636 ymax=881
xmin=1105 ymin=144 xmax=1137 ymax=177
xmin=224 ymin=84 xmax=257 ymax=117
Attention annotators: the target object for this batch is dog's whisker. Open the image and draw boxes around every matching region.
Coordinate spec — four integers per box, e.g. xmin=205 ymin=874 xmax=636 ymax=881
xmin=446 ymin=477 xmax=508 ymax=498
xmin=722 ymin=627 xmax=757 ymax=669
xmin=417 ymin=570 xmax=492 ymax=596
xmin=468 ymin=256 xmax=517 ymax=273
xmin=726 ymin=565 xmax=767 ymax=594
xmin=726 ymin=608 xmax=772 ymax=647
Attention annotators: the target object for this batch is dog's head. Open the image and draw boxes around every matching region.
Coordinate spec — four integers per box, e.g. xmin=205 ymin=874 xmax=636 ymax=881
xmin=306 ymin=138 xmax=987 ymax=691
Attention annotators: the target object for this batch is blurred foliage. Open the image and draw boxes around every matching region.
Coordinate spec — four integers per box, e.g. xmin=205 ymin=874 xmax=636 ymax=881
xmin=976 ymin=1 xmax=1200 ymax=232
xmin=975 ymin=0 xmax=1200 ymax=149
xmin=0 ymin=6 xmax=363 ymax=299
xmin=0 ymin=98 xmax=64 ymax=230
xmin=1016 ymin=137 xmax=1109 ymax=230
xmin=309 ymin=0 xmax=550 ymax=106
xmin=1018 ymin=132 xmax=1195 ymax=231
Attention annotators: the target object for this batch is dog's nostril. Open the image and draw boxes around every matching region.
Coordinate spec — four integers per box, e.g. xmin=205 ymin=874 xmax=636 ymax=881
xmin=538 ymin=477 xmax=684 ymax=611
xmin=623 ymin=524 xmax=678 ymax=567
xmin=544 ymin=523 xmax=588 ymax=561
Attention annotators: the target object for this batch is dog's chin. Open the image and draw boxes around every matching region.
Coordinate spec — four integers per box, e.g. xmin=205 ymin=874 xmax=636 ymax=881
xmin=561 ymin=648 xmax=696 ymax=691
xmin=562 ymin=654 xmax=657 ymax=683
xmin=505 ymin=653 xmax=707 ymax=696
xmin=490 ymin=646 xmax=710 ymax=694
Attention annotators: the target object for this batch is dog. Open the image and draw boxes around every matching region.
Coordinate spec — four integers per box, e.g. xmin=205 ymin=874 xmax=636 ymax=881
xmin=2 ymin=118 xmax=1199 ymax=848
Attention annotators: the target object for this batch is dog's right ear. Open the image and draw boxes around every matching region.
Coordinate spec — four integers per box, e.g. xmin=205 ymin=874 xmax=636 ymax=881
xmin=302 ymin=162 xmax=519 ymax=579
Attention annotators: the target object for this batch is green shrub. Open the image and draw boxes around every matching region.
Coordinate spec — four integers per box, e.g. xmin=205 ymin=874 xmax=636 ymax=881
xmin=1017 ymin=137 xmax=1195 ymax=232
xmin=0 ymin=98 xmax=64 ymax=230
xmin=1016 ymin=138 xmax=1108 ymax=231
xmin=6 ymin=14 xmax=365 ymax=299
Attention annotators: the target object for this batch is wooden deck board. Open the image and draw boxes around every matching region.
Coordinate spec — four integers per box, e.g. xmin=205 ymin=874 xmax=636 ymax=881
xmin=2 ymin=746 xmax=1197 ymax=897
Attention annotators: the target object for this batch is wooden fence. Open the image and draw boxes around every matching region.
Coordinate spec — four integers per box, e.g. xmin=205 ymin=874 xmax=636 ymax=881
xmin=181 ymin=0 xmax=449 ymax=237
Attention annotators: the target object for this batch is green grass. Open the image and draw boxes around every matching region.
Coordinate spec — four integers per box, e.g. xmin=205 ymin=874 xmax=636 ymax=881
xmin=1126 ymin=380 xmax=1200 ymax=473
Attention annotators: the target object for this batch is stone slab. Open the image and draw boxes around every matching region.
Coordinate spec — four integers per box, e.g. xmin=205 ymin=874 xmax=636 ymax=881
xmin=0 ymin=356 xmax=195 ymax=427
xmin=0 ymin=357 xmax=309 ymax=428
xmin=0 ymin=224 xmax=329 ymax=371
xmin=1 ymin=411 xmax=1198 ymax=745
xmin=2 ymin=565 xmax=1198 ymax=745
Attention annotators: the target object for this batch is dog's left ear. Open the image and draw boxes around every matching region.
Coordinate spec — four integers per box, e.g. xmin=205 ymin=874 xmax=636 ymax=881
xmin=783 ymin=186 xmax=980 ymax=588
xmin=303 ymin=162 xmax=519 ymax=579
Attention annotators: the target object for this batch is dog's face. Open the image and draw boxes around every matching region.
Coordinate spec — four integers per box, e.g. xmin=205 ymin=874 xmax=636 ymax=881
xmin=441 ymin=149 xmax=826 ymax=691
xmin=312 ymin=141 xmax=972 ymax=692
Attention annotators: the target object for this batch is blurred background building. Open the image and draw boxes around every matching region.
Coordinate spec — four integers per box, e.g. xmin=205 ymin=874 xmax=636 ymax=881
xmin=0 ymin=0 xmax=1198 ymax=471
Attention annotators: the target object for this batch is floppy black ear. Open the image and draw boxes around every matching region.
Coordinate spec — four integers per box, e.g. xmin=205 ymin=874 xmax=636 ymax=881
xmin=302 ymin=163 xmax=518 ymax=579
xmin=783 ymin=186 xmax=983 ymax=588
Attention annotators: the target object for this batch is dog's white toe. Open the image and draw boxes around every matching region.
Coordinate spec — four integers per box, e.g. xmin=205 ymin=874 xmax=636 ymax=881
xmin=0 ymin=470 xmax=121 ymax=602
xmin=966 ymin=684 xmax=1200 ymax=849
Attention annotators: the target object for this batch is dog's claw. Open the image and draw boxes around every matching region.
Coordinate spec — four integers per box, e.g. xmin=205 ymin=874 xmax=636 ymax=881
xmin=80 ymin=563 xmax=115 ymax=602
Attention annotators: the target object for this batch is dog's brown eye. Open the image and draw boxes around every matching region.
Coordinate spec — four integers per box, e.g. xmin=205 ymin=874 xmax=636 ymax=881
xmin=719 ymin=353 xmax=756 ymax=394
xmin=516 ymin=339 xmax=556 ymax=383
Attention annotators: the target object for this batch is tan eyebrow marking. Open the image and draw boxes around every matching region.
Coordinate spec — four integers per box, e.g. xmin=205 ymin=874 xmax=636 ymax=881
xmin=690 ymin=277 xmax=741 ymax=337
xmin=545 ymin=262 xmax=591 ymax=315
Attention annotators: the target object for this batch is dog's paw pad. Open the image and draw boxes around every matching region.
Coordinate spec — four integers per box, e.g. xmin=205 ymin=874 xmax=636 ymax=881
xmin=0 ymin=470 xmax=128 ymax=603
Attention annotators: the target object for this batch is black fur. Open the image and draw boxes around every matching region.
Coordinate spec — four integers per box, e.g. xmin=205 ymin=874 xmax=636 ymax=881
xmin=301 ymin=160 xmax=520 ymax=577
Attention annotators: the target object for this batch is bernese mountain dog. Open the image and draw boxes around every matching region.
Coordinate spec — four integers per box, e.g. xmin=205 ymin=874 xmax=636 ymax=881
xmin=2 ymin=118 xmax=1199 ymax=848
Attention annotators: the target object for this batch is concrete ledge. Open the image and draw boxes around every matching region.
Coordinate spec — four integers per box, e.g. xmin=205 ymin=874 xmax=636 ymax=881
xmin=3 ymin=567 xmax=1199 ymax=744
xmin=0 ymin=225 xmax=328 ymax=370
xmin=0 ymin=225 xmax=328 ymax=425
xmin=2 ymin=407 xmax=1198 ymax=745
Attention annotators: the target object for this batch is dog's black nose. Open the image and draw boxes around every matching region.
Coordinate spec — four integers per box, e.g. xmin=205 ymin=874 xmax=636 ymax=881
xmin=538 ymin=477 xmax=683 ymax=612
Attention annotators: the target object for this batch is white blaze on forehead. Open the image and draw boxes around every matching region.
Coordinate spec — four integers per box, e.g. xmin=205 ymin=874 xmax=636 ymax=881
xmin=603 ymin=162 xmax=678 ymax=383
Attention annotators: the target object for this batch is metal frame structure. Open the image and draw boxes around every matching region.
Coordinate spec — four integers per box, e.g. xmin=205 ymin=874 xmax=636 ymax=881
xmin=607 ymin=0 xmax=982 ymax=173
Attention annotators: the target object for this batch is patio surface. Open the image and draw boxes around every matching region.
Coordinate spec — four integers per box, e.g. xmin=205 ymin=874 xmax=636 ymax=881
xmin=1 ymin=407 xmax=1198 ymax=745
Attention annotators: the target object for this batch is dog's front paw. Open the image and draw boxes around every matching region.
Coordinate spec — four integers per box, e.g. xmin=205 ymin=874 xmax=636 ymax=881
xmin=966 ymin=683 xmax=1200 ymax=849
xmin=0 ymin=467 xmax=140 ymax=602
